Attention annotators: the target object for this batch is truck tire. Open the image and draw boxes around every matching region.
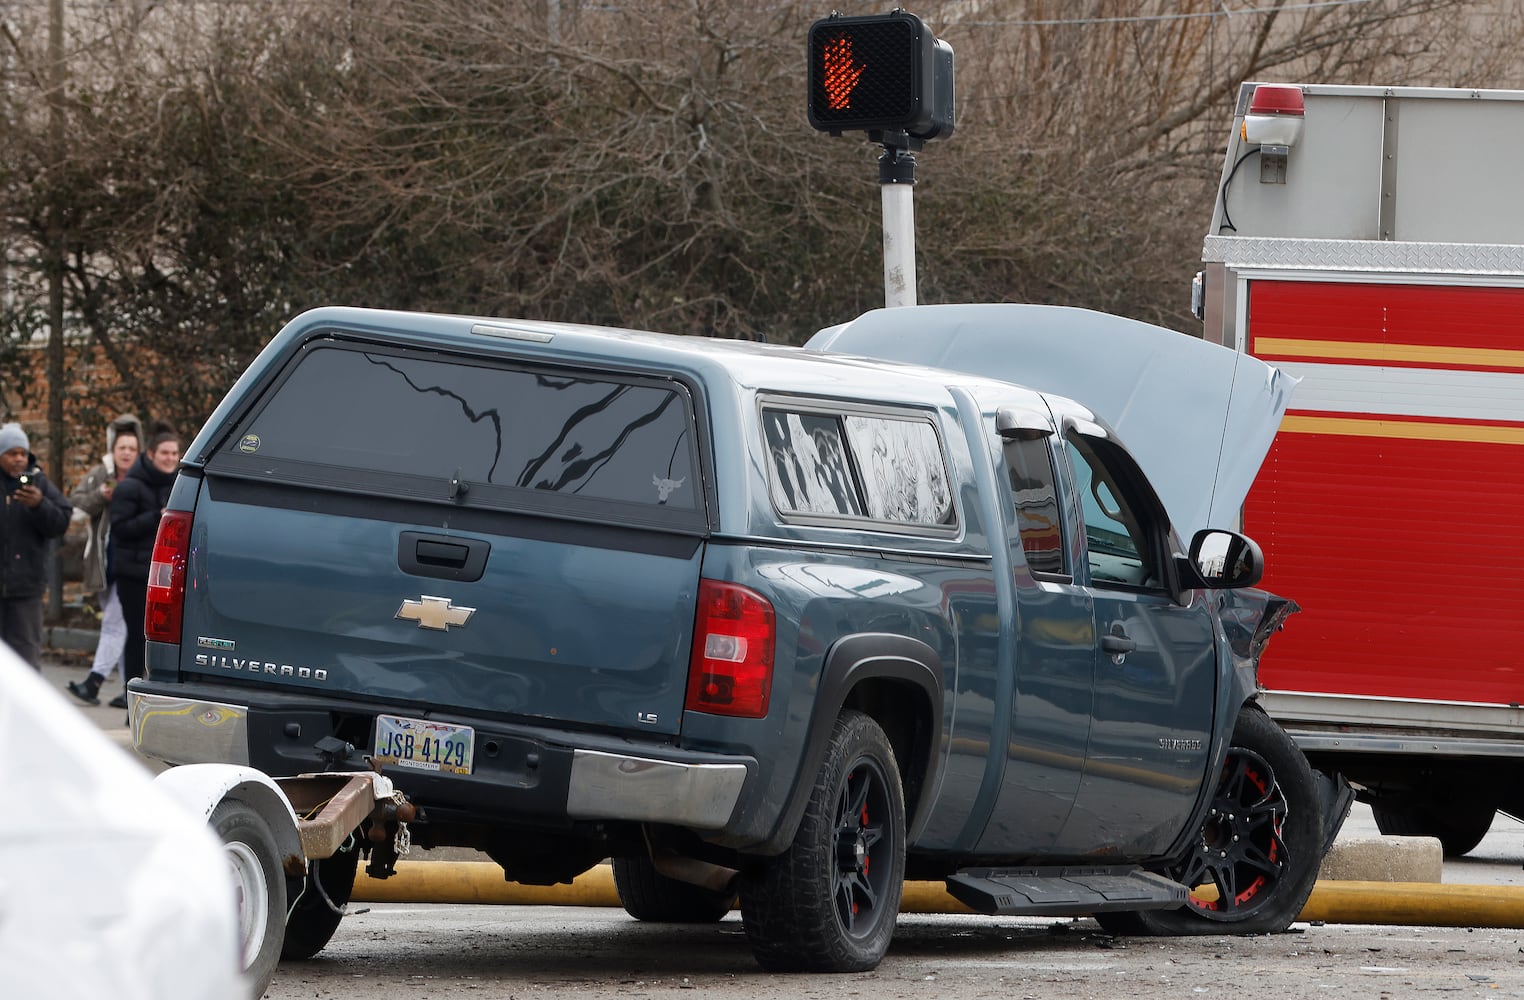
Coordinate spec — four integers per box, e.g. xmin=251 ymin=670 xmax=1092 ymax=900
xmin=212 ymin=799 xmax=288 ymax=996
xmin=282 ymin=843 xmax=360 ymax=960
xmin=1096 ymin=706 xmax=1323 ymax=936
xmin=739 ymin=710 xmax=905 ymax=972
xmin=1372 ymin=800 xmax=1495 ymax=858
xmin=612 ymin=855 xmax=736 ymax=923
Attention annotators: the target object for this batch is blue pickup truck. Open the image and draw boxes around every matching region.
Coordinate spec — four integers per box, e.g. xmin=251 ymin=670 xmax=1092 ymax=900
xmin=130 ymin=305 xmax=1345 ymax=987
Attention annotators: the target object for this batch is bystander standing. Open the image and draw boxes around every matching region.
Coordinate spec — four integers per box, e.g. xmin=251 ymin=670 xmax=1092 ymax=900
xmin=0 ymin=422 xmax=74 ymax=669
xmin=110 ymin=425 xmax=179 ymax=703
xmin=65 ymin=414 xmax=143 ymax=707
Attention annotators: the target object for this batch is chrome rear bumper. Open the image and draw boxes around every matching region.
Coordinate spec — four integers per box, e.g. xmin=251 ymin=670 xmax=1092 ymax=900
xmin=130 ymin=692 xmax=251 ymax=767
xmin=130 ymin=691 xmax=747 ymax=830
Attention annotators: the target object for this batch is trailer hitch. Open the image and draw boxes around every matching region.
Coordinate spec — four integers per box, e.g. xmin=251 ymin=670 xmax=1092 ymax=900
xmin=364 ymin=788 xmax=418 ymax=879
xmin=272 ymin=771 xmax=417 ymax=879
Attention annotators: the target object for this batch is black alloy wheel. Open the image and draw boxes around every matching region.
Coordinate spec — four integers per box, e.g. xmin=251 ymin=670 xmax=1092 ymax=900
xmin=829 ymin=746 xmax=896 ymax=936
xmin=740 ymin=710 xmax=906 ymax=972
xmin=1096 ymin=706 xmax=1323 ymax=936
xmin=1178 ymin=744 xmax=1287 ymax=918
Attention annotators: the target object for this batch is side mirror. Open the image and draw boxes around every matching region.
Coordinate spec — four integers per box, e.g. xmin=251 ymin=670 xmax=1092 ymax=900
xmin=995 ymin=406 xmax=1053 ymax=441
xmin=1188 ymin=528 xmax=1264 ymax=589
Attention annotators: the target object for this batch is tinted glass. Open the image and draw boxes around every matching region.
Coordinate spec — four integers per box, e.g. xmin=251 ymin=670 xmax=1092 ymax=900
xmin=1004 ymin=437 xmax=1066 ymax=575
xmin=229 ymin=346 xmax=697 ymax=510
xmin=842 ymin=415 xmax=952 ymax=525
xmin=763 ymin=410 xmax=863 ymax=517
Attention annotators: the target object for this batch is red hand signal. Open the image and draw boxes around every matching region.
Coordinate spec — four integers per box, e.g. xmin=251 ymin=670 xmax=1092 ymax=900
xmin=822 ymin=36 xmax=865 ymax=111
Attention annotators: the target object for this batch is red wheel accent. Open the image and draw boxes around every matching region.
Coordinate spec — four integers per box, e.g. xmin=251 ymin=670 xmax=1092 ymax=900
xmin=1179 ymin=747 xmax=1288 ymax=916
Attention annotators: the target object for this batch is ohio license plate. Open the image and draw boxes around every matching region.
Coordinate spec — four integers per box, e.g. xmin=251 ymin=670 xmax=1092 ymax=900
xmin=373 ymin=714 xmax=474 ymax=775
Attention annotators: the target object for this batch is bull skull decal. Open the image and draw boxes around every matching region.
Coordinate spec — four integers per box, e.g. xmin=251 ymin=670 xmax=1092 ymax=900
xmin=653 ymin=475 xmax=686 ymax=503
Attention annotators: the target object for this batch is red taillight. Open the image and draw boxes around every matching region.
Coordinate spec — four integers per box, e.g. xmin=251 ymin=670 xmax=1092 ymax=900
xmin=145 ymin=510 xmax=193 ymax=644
xmin=685 ymin=580 xmax=775 ymax=719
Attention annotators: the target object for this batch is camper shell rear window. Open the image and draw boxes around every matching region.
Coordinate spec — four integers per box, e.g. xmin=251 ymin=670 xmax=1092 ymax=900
xmin=207 ymin=340 xmax=706 ymax=530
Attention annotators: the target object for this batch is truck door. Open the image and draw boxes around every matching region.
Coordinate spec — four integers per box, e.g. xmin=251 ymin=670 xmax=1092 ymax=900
xmin=1055 ymin=428 xmax=1218 ymax=858
xmin=975 ymin=424 xmax=1094 ymax=856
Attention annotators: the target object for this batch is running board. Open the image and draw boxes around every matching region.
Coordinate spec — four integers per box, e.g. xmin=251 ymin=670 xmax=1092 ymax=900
xmin=945 ymin=866 xmax=1187 ymax=916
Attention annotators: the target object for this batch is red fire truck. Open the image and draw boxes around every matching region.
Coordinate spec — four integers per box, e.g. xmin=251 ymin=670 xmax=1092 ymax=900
xmin=1197 ymin=82 xmax=1524 ymax=855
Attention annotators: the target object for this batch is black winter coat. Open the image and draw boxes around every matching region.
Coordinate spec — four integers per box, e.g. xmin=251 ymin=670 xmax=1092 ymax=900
xmin=1 ymin=456 xmax=72 ymax=599
xmin=110 ymin=453 xmax=178 ymax=583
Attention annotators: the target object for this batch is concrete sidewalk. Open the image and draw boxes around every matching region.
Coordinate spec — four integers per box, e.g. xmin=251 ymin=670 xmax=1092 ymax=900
xmin=39 ymin=639 xmax=148 ymax=764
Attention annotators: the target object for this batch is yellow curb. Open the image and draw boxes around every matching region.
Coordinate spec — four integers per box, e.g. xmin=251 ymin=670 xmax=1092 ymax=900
xmin=1298 ymin=881 xmax=1524 ymax=928
xmin=353 ymin=863 xmax=1524 ymax=926
xmin=352 ymin=862 xmax=971 ymax=911
xmin=355 ymin=862 xmax=623 ymax=908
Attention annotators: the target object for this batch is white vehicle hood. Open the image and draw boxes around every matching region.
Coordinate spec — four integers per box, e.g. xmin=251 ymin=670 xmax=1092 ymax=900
xmin=808 ymin=303 xmax=1298 ymax=539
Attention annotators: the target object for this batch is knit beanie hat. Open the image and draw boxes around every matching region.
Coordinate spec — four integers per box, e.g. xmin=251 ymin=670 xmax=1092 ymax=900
xmin=0 ymin=423 xmax=28 ymax=456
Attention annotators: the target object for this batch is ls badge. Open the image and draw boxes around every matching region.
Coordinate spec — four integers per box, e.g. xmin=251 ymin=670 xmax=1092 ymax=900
xmin=396 ymin=595 xmax=476 ymax=631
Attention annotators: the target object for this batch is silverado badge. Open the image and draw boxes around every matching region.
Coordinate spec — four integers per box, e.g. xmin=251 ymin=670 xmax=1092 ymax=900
xmin=396 ymin=595 xmax=476 ymax=631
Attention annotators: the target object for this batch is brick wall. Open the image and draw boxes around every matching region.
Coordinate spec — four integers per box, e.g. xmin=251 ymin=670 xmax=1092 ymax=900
xmin=3 ymin=338 xmax=133 ymax=595
xmin=3 ymin=338 xmax=129 ymax=489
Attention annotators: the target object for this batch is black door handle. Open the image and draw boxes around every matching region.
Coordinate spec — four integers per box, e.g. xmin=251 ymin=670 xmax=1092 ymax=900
xmin=417 ymin=540 xmax=469 ymax=568
xmin=398 ymin=531 xmax=489 ymax=582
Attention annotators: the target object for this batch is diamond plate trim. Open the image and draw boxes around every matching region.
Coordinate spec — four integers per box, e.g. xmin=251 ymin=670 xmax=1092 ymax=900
xmin=1203 ymin=236 xmax=1524 ymax=275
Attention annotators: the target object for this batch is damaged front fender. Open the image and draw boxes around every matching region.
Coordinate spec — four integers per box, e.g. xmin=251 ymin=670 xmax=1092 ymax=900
xmin=1216 ymin=588 xmax=1301 ymax=707
xmin=1217 ymin=590 xmax=1352 ymax=855
xmin=1220 ymin=588 xmax=1301 ymax=671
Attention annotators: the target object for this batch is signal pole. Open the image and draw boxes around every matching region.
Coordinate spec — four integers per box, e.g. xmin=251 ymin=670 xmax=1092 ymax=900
xmin=806 ymin=10 xmax=955 ymax=309
xmin=879 ymin=140 xmax=918 ymax=308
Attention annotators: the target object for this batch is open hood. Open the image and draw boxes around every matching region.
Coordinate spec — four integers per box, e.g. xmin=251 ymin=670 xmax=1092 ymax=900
xmin=808 ymin=303 xmax=1299 ymax=540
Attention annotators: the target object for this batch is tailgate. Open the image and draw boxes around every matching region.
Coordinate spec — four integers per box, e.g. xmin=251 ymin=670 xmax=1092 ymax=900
xmin=182 ymin=485 xmax=702 ymax=737
xmin=181 ymin=335 xmax=709 ymax=738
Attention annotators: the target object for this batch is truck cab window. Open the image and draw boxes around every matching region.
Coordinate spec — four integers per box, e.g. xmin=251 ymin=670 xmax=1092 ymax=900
xmin=1003 ymin=436 xmax=1067 ymax=577
xmin=1064 ymin=433 xmax=1163 ymax=590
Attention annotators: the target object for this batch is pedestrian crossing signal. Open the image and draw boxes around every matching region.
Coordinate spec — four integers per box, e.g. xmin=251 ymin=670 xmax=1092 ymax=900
xmin=807 ymin=10 xmax=955 ymax=140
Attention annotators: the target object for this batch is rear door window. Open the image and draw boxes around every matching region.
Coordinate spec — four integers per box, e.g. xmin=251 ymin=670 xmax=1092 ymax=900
xmin=209 ymin=341 xmax=705 ymax=529
xmin=1003 ymin=436 xmax=1068 ymax=577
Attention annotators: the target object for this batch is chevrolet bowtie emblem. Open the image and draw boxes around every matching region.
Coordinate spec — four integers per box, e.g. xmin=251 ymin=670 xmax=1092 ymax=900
xmin=395 ymin=595 xmax=476 ymax=631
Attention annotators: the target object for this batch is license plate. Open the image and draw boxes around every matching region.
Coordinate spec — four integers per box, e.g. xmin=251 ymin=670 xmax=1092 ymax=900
xmin=373 ymin=714 xmax=475 ymax=775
